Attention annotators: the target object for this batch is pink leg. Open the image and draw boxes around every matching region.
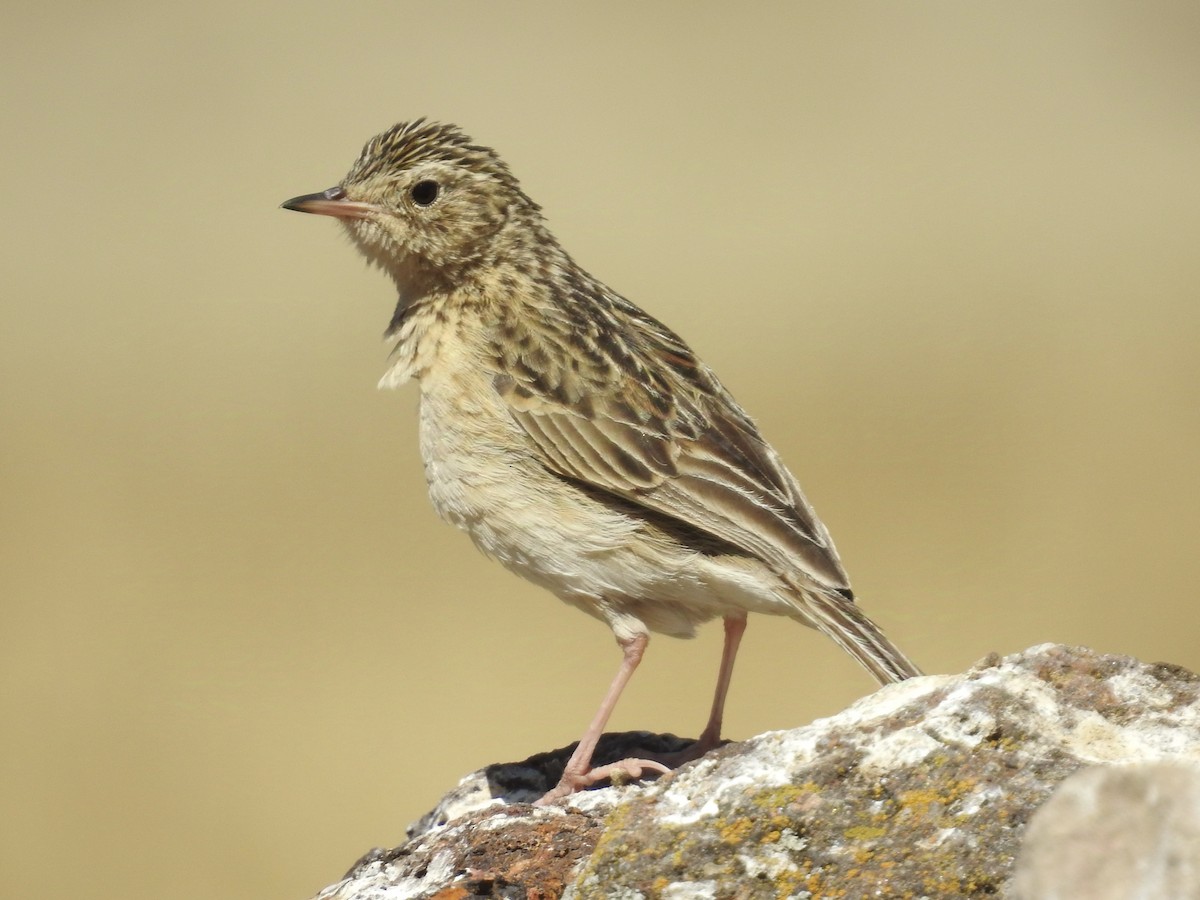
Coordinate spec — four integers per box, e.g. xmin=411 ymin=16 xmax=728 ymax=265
xmin=653 ymin=614 xmax=749 ymax=771
xmin=697 ymin=614 xmax=747 ymax=751
xmin=535 ymin=632 xmax=669 ymax=805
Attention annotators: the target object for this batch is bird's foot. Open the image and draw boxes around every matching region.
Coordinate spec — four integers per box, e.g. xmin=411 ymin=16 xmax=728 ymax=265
xmin=534 ymin=757 xmax=671 ymax=806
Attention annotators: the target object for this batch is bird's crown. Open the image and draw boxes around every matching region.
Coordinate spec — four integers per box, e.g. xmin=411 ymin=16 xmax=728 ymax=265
xmin=346 ymin=118 xmax=523 ymax=196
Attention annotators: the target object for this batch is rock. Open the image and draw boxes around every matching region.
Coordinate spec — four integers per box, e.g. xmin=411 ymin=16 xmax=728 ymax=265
xmin=310 ymin=645 xmax=1200 ymax=899
xmin=406 ymin=732 xmax=697 ymax=840
xmin=1011 ymin=759 xmax=1200 ymax=899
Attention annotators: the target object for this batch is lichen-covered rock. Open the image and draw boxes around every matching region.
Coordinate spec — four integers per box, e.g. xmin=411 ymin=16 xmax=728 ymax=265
xmin=317 ymin=733 xmax=693 ymax=900
xmin=569 ymin=645 xmax=1200 ymax=897
xmin=311 ymin=645 xmax=1200 ymax=899
xmin=406 ymin=732 xmax=696 ymax=840
xmin=318 ymin=805 xmax=603 ymax=900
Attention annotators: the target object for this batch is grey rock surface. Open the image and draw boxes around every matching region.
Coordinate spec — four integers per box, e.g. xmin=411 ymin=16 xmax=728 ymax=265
xmin=311 ymin=645 xmax=1200 ymax=899
xmin=1011 ymin=759 xmax=1200 ymax=899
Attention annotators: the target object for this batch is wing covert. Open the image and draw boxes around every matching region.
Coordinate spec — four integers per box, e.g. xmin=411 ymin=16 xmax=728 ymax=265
xmin=490 ymin=290 xmax=852 ymax=591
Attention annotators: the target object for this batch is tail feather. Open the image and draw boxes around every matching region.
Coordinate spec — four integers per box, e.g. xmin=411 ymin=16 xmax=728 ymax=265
xmin=799 ymin=588 xmax=923 ymax=685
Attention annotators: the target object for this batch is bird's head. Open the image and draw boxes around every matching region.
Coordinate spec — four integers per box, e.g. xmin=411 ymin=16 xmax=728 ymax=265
xmin=282 ymin=119 xmax=541 ymax=293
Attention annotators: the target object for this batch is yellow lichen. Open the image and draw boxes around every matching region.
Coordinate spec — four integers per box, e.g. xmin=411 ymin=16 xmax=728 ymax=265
xmin=843 ymin=824 xmax=886 ymax=841
xmin=718 ymin=816 xmax=754 ymax=844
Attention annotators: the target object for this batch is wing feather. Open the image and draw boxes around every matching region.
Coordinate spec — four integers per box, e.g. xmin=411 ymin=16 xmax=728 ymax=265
xmin=491 ymin=292 xmax=851 ymax=592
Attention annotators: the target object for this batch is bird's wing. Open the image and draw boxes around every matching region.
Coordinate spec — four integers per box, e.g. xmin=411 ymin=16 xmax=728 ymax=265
xmin=492 ymin=300 xmax=851 ymax=591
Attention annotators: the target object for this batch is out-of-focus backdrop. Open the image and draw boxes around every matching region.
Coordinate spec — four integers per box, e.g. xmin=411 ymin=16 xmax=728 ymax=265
xmin=3 ymin=3 xmax=1198 ymax=898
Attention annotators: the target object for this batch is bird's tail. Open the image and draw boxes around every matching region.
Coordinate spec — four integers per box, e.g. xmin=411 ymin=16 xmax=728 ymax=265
xmin=796 ymin=587 xmax=923 ymax=685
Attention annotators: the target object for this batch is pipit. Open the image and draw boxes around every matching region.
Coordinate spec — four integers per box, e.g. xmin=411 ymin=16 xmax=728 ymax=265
xmin=283 ymin=119 xmax=922 ymax=804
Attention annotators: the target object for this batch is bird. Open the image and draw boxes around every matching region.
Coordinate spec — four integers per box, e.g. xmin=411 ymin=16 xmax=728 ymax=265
xmin=282 ymin=119 xmax=922 ymax=804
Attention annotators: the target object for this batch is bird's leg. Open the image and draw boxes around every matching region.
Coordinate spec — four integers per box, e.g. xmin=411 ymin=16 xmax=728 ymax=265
xmin=696 ymin=613 xmax=747 ymax=751
xmin=655 ymin=613 xmax=748 ymax=770
xmin=535 ymin=632 xmax=669 ymax=805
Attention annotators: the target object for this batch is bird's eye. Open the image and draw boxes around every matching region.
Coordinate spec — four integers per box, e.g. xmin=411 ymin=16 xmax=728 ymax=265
xmin=410 ymin=180 xmax=440 ymax=206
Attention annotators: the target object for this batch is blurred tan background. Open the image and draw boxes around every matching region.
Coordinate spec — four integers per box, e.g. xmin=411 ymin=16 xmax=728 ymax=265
xmin=3 ymin=2 xmax=1198 ymax=898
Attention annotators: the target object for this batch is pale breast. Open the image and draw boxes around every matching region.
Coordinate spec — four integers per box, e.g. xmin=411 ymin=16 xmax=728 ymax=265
xmin=385 ymin=290 xmax=603 ymax=548
xmin=416 ymin=348 xmax=648 ymax=582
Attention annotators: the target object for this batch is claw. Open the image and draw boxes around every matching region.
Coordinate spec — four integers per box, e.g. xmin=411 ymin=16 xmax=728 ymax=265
xmin=534 ymin=757 xmax=672 ymax=805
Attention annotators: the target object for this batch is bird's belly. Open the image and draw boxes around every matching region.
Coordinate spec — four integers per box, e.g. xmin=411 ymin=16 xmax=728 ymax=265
xmin=416 ymin=374 xmax=792 ymax=637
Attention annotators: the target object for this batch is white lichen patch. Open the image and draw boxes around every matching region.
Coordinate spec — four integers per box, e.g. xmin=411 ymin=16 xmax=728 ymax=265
xmin=776 ymin=828 xmax=808 ymax=853
xmin=660 ymin=881 xmax=718 ymax=900
xmin=314 ymin=851 xmax=458 ymax=900
xmin=956 ymin=784 xmax=1004 ymax=817
xmin=859 ymin=725 xmax=942 ymax=775
xmin=474 ymin=805 xmax=562 ymax=831
xmin=738 ymin=845 xmax=801 ymax=881
xmin=656 ymin=772 xmax=761 ymax=825
xmin=1106 ymin=668 xmax=1174 ymax=708
xmin=1066 ymin=707 xmax=1200 ymax=763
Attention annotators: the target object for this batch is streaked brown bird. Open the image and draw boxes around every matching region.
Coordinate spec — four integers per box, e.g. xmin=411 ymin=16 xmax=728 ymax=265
xmin=282 ymin=119 xmax=922 ymax=803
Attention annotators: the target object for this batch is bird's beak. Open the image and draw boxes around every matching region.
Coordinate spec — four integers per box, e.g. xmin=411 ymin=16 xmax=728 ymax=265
xmin=281 ymin=186 xmax=381 ymax=219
